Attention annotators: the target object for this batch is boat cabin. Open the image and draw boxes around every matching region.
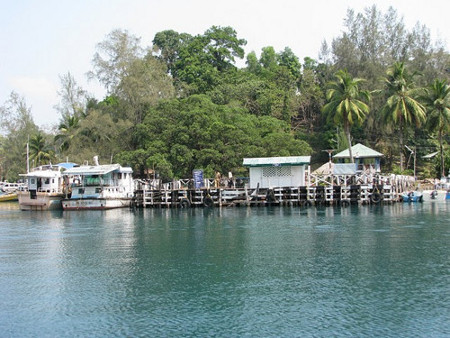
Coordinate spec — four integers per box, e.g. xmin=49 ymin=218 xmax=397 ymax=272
xmin=19 ymin=163 xmax=77 ymax=194
xmin=62 ymin=164 xmax=134 ymax=199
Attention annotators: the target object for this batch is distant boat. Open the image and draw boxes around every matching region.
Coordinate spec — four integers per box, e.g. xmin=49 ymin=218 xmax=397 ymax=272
xmin=61 ymin=162 xmax=134 ymax=210
xmin=17 ymin=163 xmax=77 ymax=211
xmin=401 ymin=191 xmax=423 ymax=203
xmin=0 ymin=192 xmax=18 ymax=202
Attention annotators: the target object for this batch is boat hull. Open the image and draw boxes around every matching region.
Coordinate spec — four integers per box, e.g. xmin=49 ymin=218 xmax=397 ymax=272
xmin=421 ymin=190 xmax=449 ymax=202
xmin=18 ymin=191 xmax=63 ymax=210
xmin=62 ymin=198 xmax=132 ymax=210
xmin=0 ymin=193 xmax=18 ymax=202
xmin=401 ymin=192 xmax=423 ymax=203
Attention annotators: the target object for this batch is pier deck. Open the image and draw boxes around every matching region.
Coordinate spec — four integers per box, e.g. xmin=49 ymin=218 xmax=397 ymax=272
xmin=134 ymin=184 xmax=400 ymax=208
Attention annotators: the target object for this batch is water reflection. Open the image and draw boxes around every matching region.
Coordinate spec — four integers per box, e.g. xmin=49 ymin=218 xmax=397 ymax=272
xmin=0 ymin=203 xmax=448 ymax=336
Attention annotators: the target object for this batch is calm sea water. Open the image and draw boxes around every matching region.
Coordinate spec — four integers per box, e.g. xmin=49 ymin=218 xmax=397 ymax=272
xmin=0 ymin=202 xmax=449 ymax=337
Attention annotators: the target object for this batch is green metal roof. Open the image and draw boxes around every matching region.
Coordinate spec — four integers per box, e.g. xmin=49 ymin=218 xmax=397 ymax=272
xmin=333 ymin=143 xmax=383 ymax=159
xmin=243 ymin=156 xmax=311 ymax=167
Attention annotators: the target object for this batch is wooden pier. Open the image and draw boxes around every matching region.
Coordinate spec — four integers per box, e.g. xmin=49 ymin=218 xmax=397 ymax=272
xmin=133 ymin=173 xmax=414 ymax=208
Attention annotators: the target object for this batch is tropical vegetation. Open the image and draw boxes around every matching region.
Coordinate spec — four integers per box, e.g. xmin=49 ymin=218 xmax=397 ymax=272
xmin=0 ymin=5 xmax=449 ymax=181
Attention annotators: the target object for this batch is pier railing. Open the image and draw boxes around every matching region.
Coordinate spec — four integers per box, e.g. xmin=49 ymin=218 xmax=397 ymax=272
xmin=133 ymin=173 xmax=415 ymax=208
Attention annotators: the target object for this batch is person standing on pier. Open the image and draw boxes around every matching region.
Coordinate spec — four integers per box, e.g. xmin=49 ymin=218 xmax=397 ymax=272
xmin=214 ymin=171 xmax=221 ymax=188
xmin=228 ymin=172 xmax=234 ymax=188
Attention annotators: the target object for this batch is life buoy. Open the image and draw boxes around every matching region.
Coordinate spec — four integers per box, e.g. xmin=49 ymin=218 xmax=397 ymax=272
xmin=340 ymin=200 xmax=350 ymax=207
xmin=203 ymin=196 xmax=214 ymax=207
xmin=180 ymin=198 xmax=191 ymax=208
xmin=370 ymin=192 xmax=382 ymax=204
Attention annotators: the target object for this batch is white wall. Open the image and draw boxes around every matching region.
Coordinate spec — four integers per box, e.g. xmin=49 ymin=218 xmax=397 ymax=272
xmin=249 ymin=165 xmax=306 ymax=188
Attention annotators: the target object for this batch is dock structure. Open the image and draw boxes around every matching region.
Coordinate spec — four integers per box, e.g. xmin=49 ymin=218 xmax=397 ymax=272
xmin=133 ymin=173 xmax=415 ymax=208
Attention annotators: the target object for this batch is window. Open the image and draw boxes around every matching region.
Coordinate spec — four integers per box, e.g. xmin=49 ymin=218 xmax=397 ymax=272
xmin=262 ymin=166 xmax=292 ymax=177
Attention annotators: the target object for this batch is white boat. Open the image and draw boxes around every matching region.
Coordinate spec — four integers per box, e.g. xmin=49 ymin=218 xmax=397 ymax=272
xmin=422 ymin=174 xmax=450 ymax=202
xmin=17 ymin=163 xmax=76 ymax=211
xmin=61 ymin=163 xmax=134 ymax=210
xmin=421 ymin=189 xmax=449 ymax=202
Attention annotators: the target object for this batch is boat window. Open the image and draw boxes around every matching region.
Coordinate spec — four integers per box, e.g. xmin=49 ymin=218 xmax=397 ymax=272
xmin=86 ymin=176 xmax=101 ymax=186
xmin=78 ymin=188 xmax=85 ymax=194
xmin=31 ymin=179 xmax=35 ymax=184
xmin=45 ymin=178 xmax=50 ymax=184
xmin=118 ymin=173 xmax=122 ymax=179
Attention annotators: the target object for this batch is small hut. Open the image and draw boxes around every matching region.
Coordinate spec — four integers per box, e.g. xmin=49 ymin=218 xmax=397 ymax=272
xmin=243 ymin=156 xmax=311 ymax=188
xmin=333 ymin=143 xmax=383 ymax=173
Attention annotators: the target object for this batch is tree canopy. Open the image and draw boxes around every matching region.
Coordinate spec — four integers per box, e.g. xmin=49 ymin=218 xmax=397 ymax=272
xmin=1 ymin=6 xmax=449 ymax=181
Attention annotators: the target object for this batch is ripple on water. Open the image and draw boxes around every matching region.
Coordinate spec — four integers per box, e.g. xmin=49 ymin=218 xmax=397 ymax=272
xmin=0 ymin=204 xmax=449 ymax=337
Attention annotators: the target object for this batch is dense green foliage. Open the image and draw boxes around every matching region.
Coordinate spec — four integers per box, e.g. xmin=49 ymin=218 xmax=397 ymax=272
xmin=1 ymin=6 xmax=449 ymax=181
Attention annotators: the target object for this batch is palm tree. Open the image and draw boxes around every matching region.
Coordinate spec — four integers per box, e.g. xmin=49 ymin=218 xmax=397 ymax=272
xmin=29 ymin=132 xmax=54 ymax=166
xmin=382 ymin=62 xmax=426 ymax=171
xmin=422 ymin=79 xmax=450 ymax=177
xmin=54 ymin=115 xmax=80 ymax=153
xmin=322 ymin=69 xmax=371 ymax=163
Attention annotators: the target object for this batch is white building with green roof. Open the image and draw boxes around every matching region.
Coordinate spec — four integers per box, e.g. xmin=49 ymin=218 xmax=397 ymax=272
xmin=333 ymin=143 xmax=383 ymax=172
xmin=243 ymin=156 xmax=311 ymax=188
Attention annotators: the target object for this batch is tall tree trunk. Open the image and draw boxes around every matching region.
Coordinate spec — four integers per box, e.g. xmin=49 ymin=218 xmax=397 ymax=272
xmin=399 ymin=124 xmax=404 ymax=171
xmin=344 ymin=121 xmax=353 ymax=163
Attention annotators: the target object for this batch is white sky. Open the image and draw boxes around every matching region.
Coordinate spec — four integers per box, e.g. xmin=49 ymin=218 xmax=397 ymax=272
xmin=1 ymin=0 xmax=449 ymax=129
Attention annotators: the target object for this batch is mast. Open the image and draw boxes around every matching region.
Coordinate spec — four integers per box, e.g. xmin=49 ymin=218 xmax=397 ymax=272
xmin=26 ymin=141 xmax=29 ymax=173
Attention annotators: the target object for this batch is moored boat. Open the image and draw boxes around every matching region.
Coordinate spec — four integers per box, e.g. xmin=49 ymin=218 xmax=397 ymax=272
xmin=401 ymin=191 xmax=423 ymax=203
xmin=421 ymin=189 xmax=449 ymax=202
xmin=0 ymin=192 xmax=18 ymax=202
xmin=61 ymin=162 xmax=134 ymax=210
xmin=17 ymin=163 xmax=77 ymax=211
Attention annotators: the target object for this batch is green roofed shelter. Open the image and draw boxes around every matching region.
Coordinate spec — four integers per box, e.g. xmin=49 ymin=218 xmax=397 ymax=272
xmin=243 ymin=156 xmax=311 ymax=188
xmin=333 ymin=143 xmax=383 ymax=172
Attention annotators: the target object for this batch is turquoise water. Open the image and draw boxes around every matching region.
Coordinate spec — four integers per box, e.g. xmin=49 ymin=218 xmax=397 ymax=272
xmin=0 ymin=202 xmax=449 ymax=337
